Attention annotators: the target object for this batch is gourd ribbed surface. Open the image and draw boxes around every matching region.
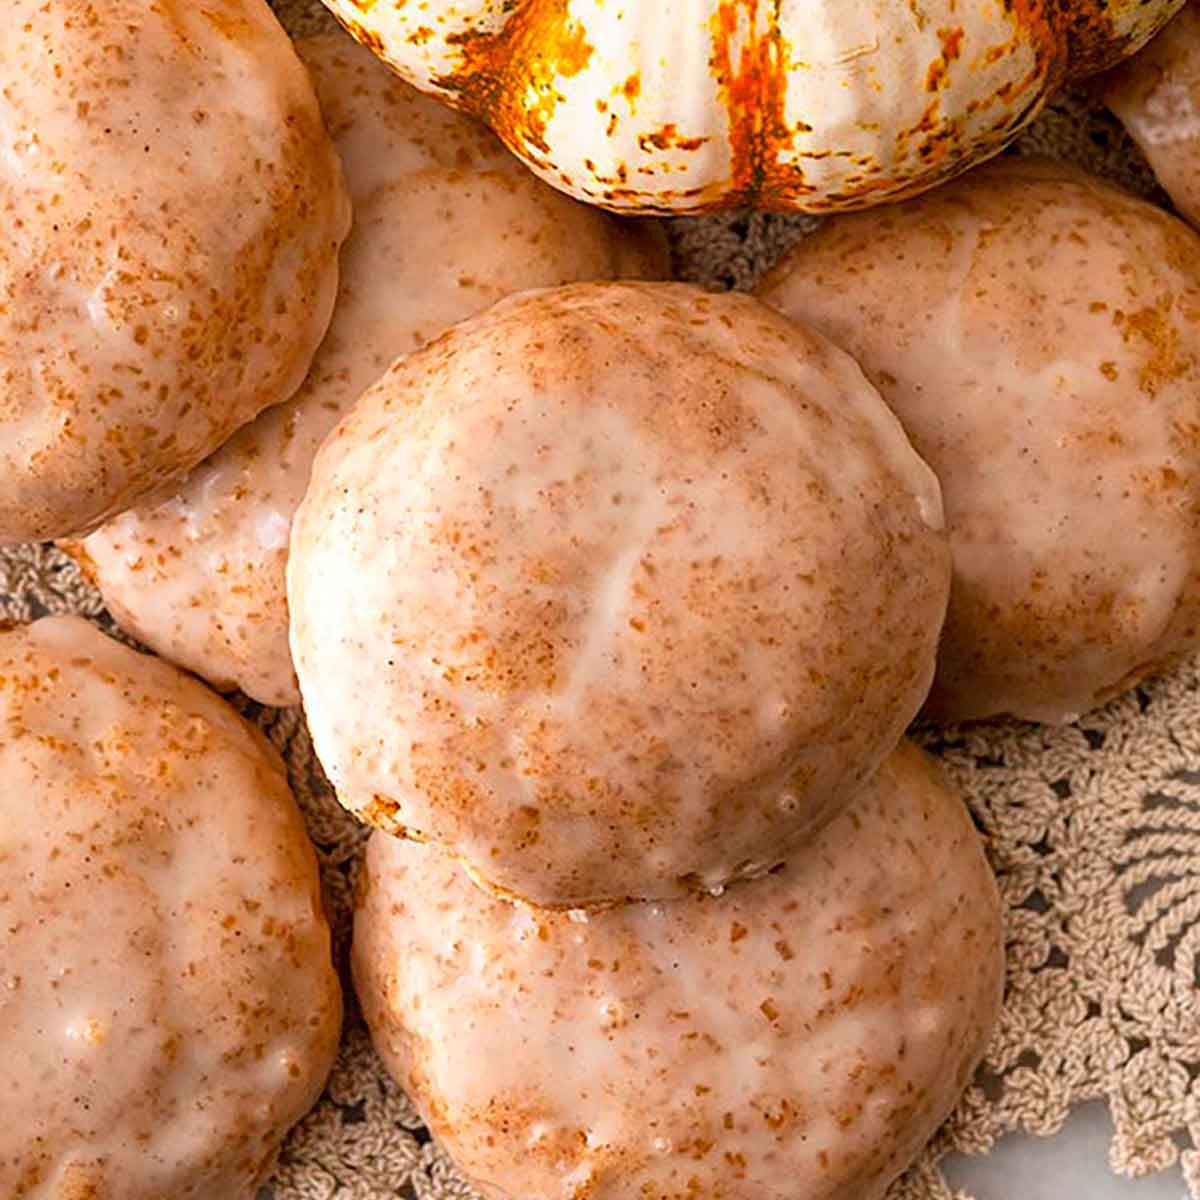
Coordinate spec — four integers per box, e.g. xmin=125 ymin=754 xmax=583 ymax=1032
xmin=319 ymin=0 xmax=1184 ymax=212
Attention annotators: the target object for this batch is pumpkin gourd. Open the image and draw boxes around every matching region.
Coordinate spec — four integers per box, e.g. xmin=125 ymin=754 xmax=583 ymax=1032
xmin=320 ymin=0 xmax=1183 ymax=213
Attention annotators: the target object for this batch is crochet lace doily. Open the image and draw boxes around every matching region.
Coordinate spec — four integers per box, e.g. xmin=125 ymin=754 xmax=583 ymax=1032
xmin=4 ymin=4 xmax=1196 ymax=1195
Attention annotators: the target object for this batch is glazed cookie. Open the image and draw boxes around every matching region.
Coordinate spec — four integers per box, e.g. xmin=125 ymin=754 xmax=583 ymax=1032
xmin=353 ymin=741 xmax=1004 ymax=1200
xmin=0 ymin=0 xmax=349 ymax=542
xmin=1106 ymin=3 xmax=1200 ymax=227
xmin=759 ymin=157 xmax=1200 ymax=724
xmin=71 ymin=35 xmax=665 ymax=706
xmin=0 ymin=617 xmax=341 ymax=1199
xmin=289 ymin=281 xmax=950 ymax=907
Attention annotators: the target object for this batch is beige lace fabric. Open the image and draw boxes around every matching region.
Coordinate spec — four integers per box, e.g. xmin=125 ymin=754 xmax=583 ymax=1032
xmin=4 ymin=2 xmax=1196 ymax=1195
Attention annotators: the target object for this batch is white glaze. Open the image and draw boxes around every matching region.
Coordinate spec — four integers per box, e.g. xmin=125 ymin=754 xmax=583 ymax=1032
xmin=74 ymin=35 xmax=665 ymax=707
xmin=289 ymin=280 xmax=950 ymax=907
xmin=319 ymin=0 xmax=1181 ymax=212
xmin=0 ymin=617 xmax=341 ymax=1199
xmin=759 ymin=156 xmax=1200 ymax=723
xmin=1107 ymin=3 xmax=1200 ymax=226
xmin=353 ymin=740 xmax=1004 ymax=1200
xmin=0 ymin=0 xmax=349 ymax=541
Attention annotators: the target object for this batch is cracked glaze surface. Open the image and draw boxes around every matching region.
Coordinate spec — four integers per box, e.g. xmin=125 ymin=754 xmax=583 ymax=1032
xmin=759 ymin=156 xmax=1200 ymax=724
xmin=0 ymin=617 xmax=341 ymax=1200
xmin=319 ymin=0 xmax=1182 ymax=213
xmin=72 ymin=35 xmax=665 ymax=707
xmin=0 ymin=0 xmax=349 ymax=542
xmin=288 ymin=281 xmax=950 ymax=907
xmin=353 ymin=740 xmax=1004 ymax=1200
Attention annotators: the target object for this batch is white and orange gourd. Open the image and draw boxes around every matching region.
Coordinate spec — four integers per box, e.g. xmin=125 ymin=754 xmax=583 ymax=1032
xmin=319 ymin=0 xmax=1184 ymax=212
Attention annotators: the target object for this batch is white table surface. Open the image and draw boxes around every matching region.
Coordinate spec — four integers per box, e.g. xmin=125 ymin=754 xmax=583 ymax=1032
xmin=943 ymin=1102 xmax=1186 ymax=1199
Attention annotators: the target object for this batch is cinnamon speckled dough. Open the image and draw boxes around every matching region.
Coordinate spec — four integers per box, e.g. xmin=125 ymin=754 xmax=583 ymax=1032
xmin=70 ymin=35 xmax=665 ymax=707
xmin=353 ymin=741 xmax=1003 ymax=1200
xmin=0 ymin=617 xmax=341 ymax=1199
xmin=1106 ymin=3 xmax=1200 ymax=226
xmin=288 ymin=281 xmax=951 ymax=907
xmin=0 ymin=0 xmax=349 ymax=543
xmin=759 ymin=157 xmax=1200 ymax=724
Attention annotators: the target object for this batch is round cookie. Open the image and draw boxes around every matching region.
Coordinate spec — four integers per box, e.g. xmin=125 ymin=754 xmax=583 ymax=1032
xmin=353 ymin=741 xmax=1004 ymax=1200
xmin=759 ymin=156 xmax=1200 ymax=724
xmin=0 ymin=0 xmax=349 ymax=542
xmin=0 ymin=616 xmax=341 ymax=1199
xmin=70 ymin=35 xmax=665 ymax=707
xmin=289 ymin=280 xmax=950 ymax=907
xmin=1106 ymin=4 xmax=1200 ymax=227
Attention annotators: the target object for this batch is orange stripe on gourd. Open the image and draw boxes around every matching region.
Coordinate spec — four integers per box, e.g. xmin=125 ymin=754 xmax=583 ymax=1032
xmin=434 ymin=0 xmax=593 ymax=165
xmin=1060 ymin=0 xmax=1152 ymax=78
xmin=709 ymin=0 xmax=809 ymax=207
